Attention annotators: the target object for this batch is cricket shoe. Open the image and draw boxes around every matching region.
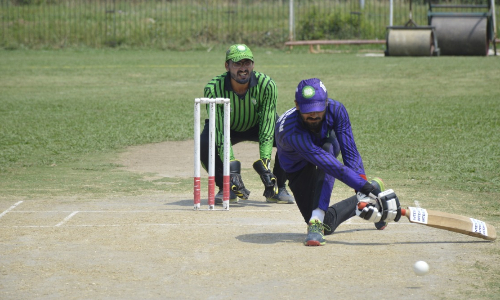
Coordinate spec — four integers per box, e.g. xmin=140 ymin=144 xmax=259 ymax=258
xmin=214 ymin=189 xmax=238 ymax=205
xmin=371 ymin=177 xmax=388 ymax=230
xmin=266 ymin=187 xmax=295 ymax=204
xmin=304 ymin=219 xmax=330 ymax=246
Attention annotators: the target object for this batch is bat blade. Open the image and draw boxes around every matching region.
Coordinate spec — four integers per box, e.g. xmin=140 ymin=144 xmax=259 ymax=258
xmin=404 ymin=207 xmax=496 ymax=241
xmin=357 ymin=202 xmax=496 ymax=241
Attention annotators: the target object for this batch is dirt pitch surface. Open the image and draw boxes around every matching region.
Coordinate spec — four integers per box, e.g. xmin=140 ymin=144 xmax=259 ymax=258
xmin=1 ymin=141 xmax=497 ymax=300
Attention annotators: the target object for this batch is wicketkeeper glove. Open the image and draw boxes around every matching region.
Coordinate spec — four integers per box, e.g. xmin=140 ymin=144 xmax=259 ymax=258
xmin=229 ymin=160 xmax=250 ymax=200
xmin=252 ymin=158 xmax=278 ymax=198
xmin=357 ymin=182 xmax=402 ymax=222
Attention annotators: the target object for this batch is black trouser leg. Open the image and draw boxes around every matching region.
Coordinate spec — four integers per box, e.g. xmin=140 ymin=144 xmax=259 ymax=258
xmin=323 ymin=195 xmax=357 ymax=235
xmin=287 ymin=163 xmax=321 ymax=223
xmin=200 ymin=116 xmax=289 ymax=190
xmin=318 ymin=132 xmax=354 ymax=235
xmin=286 ymin=130 xmax=350 ymax=230
xmin=272 ymin=153 xmax=287 ymax=188
xmin=200 ymin=119 xmax=264 ymax=189
xmin=288 ymin=165 xmax=357 ymax=234
xmin=199 ymin=120 xmax=224 ymax=188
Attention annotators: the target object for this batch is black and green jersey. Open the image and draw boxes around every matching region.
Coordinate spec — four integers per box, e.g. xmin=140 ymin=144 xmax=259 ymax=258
xmin=204 ymin=71 xmax=277 ymax=161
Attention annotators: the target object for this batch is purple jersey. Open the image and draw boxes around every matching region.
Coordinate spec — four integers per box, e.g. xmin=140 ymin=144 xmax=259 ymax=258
xmin=275 ymin=99 xmax=367 ymax=192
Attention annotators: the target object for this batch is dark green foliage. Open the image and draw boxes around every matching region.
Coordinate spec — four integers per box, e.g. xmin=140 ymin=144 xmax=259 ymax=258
xmin=298 ymin=9 xmax=362 ymax=40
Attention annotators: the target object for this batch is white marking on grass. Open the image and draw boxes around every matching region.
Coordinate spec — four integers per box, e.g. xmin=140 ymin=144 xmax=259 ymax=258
xmin=7 ymin=209 xmax=287 ymax=213
xmin=55 ymin=211 xmax=79 ymax=227
xmin=0 ymin=207 xmax=413 ymax=228
xmin=0 ymin=201 xmax=23 ymax=219
xmin=0 ymin=222 xmax=413 ymax=229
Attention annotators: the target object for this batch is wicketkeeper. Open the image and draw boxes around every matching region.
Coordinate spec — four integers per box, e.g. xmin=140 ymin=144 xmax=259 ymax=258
xmin=199 ymin=44 xmax=294 ymax=205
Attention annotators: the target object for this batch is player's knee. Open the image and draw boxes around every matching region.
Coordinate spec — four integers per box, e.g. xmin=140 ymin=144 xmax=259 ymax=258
xmin=321 ymin=142 xmax=340 ymax=158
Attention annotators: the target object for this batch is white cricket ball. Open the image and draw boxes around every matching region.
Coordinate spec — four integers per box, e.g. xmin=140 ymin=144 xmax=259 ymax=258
xmin=413 ymin=261 xmax=429 ymax=276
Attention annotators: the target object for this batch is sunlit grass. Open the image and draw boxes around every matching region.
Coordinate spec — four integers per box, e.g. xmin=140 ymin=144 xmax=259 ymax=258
xmin=0 ymin=48 xmax=499 ymax=199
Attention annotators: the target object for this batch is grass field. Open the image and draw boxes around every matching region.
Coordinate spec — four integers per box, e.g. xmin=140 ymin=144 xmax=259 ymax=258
xmin=1 ymin=47 xmax=499 ymax=298
xmin=1 ymin=47 xmax=499 ymax=195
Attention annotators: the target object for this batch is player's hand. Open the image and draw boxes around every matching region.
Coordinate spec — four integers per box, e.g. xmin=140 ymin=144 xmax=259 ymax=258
xmin=230 ymin=174 xmax=250 ymax=199
xmin=356 ymin=192 xmax=382 ymax=222
xmin=252 ymin=159 xmax=278 ymax=198
xmin=377 ymin=190 xmax=402 ymax=222
xmin=359 ymin=182 xmax=402 ymax=222
xmin=230 ymin=160 xmax=250 ymax=200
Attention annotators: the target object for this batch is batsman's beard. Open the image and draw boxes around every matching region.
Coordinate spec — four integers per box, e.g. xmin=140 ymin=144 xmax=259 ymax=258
xmin=304 ymin=117 xmax=322 ymax=132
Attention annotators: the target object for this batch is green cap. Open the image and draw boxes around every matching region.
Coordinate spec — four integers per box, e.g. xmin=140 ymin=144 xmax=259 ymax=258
xmin=225 ymin=44 xmax=254 ymax=62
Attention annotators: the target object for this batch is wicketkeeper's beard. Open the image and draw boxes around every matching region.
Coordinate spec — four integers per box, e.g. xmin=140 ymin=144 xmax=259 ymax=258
xmin=231 ymin=70 xmax=251 ymax=84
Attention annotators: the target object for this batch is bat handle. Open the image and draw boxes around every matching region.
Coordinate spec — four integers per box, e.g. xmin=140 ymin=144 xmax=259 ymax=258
xmin=357 ymin=202 xmax=407 ymax=216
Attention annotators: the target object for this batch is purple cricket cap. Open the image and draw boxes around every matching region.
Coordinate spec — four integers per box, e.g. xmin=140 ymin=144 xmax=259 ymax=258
xmin=295 ymin=78 xmax=328 ymax=113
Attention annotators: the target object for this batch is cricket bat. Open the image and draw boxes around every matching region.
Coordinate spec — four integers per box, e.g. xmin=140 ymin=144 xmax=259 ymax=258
xmin=358 ymin=203 xmax=497 ymax=241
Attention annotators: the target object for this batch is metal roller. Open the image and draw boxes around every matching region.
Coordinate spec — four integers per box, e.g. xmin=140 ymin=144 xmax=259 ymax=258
xmin=386 ymin=28 xmax=436 ymax=56
xmin=431 ymin=16 xmax=489 ymax=56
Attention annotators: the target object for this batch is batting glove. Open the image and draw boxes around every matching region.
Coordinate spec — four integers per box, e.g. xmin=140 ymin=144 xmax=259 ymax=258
xmin=356 ymin=192 xmax=382 ymax=222
xmin=358 ymin=182 xmax=402 ymax=222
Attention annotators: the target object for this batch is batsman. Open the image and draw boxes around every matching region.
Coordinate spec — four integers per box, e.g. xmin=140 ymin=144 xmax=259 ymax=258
xmin=199 ymin=44 xmax=294 ymax=205
xmin=275 ymin=78 xmax=403 ymax=246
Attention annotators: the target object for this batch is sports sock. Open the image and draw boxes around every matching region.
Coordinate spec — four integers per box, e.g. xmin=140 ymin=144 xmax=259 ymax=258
xmin=310 ymin=208 xmax=325 ymax=223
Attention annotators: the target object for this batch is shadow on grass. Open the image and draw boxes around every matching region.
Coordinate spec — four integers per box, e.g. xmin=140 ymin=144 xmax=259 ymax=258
xmin=236 ymin=229 xmax=493 ymax=245
xmin=236 ymin=232 xmax=305 ymax=244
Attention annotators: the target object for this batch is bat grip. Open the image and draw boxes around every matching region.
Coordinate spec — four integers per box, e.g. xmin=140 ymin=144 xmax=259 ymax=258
xmin=357 ymin=202 xmax=407 ymax=216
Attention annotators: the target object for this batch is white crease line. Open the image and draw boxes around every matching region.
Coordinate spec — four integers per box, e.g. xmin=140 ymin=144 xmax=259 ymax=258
xmin=0 ymin=201 xmax=23 ymax=219
xmin=55 ymin=211 xmax=79 ymax=227
xmin=0 ymin=222 xmax=414 ymax=229
xmin=7 ymin=209 xmax=288 ymax=213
